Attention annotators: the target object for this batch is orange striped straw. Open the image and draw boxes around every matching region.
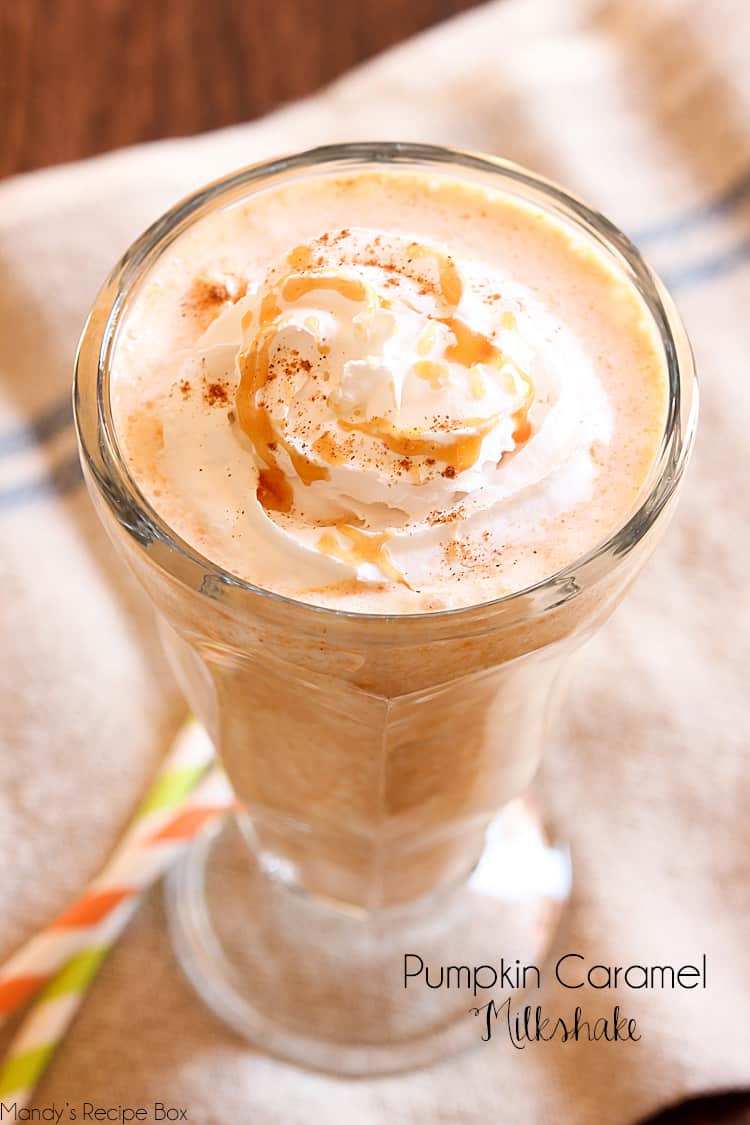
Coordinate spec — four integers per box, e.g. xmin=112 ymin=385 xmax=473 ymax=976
xmin=0 ymin=720 xmax=234 ymax=1107
xmin=0 ymin=720 xmax=231 ymax=1025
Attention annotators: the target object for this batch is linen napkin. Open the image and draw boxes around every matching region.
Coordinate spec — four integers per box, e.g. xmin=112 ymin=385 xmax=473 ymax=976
xmin=1 ymin=0 xmax=748 ymax=1121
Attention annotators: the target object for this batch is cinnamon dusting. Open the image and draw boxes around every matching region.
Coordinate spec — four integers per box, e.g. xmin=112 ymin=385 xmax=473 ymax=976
xmin=182 ymin=274 xmax=248 ymax=331
xmin=203 ymin=381 xmax=229 ymax=407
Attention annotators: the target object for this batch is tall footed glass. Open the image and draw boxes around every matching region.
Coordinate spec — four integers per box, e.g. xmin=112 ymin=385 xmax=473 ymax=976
xmin=74 ymin=143 xmax=697 ymax=1074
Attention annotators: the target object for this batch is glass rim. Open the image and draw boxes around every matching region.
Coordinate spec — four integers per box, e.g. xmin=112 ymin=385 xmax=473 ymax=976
xmin=73 ymin=140 xmax=698 ymax=637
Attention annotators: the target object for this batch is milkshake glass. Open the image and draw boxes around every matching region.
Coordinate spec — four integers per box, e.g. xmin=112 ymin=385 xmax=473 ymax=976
xmin=74 ymin=143 xmax=697 ymax=1073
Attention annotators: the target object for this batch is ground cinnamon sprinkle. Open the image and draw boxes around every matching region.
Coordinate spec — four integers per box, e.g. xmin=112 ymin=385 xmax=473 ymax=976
xmin=181 ymin=274 xmax=248 ymax=329
xmin=178 ymin=379 xmax=191 ymax=399
xmin=427 ymin=507 xmax=463 ymax=526
xmin=443 ymin=534 xmax=487 ymax=571
xmin=204 ymin=381 xmax=229 ymax=406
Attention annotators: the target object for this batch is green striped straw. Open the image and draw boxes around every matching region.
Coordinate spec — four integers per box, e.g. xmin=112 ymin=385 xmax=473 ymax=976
xmin=0 ymin=720 xmax=232 ymax=1108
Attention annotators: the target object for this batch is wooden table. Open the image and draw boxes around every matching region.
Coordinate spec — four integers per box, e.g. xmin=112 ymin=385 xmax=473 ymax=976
xmin=1 ymin=0 xmax=481 ymax=177
xmin=0 ymin=4 xmax=748 ymax=1123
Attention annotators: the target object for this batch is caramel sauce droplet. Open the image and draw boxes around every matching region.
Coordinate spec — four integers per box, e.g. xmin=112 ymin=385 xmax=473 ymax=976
xmin=257 ymin=467 xmax=293 ymax=513
xmin=512 ymin=414 xmax=532 ymax=444
xmin=439 ymin=257 xmax=463 ymax=308
xmin=260 ymin=292 xmax=281 ymax=327
xmin=287 ymin=245 xmax=313 ymax=271
xmin=510 ymin=370 xmax=535 ymax=445
xmin=441 ymin=317 xmax=501 ymax=367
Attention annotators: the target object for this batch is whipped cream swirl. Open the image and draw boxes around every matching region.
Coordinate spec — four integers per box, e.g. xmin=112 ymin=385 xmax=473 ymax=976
xmin=161 ymin=228 xmax=612 ymax=595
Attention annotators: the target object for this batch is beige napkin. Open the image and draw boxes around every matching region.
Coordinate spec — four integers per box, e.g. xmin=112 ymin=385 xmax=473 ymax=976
xmin=1 ymin=0 xmax=749 ymax=1120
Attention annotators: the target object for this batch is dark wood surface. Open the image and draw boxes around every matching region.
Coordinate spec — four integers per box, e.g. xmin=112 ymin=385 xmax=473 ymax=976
xmin=642 ymin=1094 xmax=750 ymax=1125
xmin=0 ymin=0 xmax=482 ymax=177
xmin=0 ymin=3 xmax=748 ymax=1123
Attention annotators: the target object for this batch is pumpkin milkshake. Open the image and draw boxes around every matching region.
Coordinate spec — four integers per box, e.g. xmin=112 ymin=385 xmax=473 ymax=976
xmin=75 ymin=147 xmax=692 ymax=931
xmin=75 ymin=145 xmax=696 ymax=1070
xmin=100 ymin=159 xmax=670 ymax=910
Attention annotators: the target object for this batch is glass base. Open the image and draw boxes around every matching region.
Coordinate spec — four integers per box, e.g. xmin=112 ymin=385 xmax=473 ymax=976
xmin=165 ymin=800 xmax=571 ymax=1076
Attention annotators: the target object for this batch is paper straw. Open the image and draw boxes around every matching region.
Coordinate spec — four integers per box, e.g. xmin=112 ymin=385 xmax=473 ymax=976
xmin=0 ymin=906 xmax=138 ymax=1108
xmin=0 ymin=744 xmax=233 ymax=1107
xmin=0 ymin=719 xmax=219 ymax=1023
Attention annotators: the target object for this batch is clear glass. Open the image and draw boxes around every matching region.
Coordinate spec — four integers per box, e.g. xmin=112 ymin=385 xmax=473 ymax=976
xmin=73 ymin=142 xmax=697 ymax=1073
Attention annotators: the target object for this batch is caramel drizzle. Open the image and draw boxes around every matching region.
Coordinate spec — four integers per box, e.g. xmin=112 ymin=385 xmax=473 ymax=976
xmin=236 ymin=332 xmax=292 ymax=513
xmin=384 ymin=241 xmax=534 ymax=446
xmin=237 ymin=269 xmax=383 ymax=513
xmin=402 ymin=248 xmax=535 ymax=446
xmin=406 ymin=243 xmax=463 ymax=309
xmin=392 ymin=247 xmax=534 ymax=450
xmin=256 ymin=464 xmax=294 ymax=513
xmin=311 ymin=431 xmax=351 ymax=464
xmin=441 ymin=317 xmax=535 ymax=445
xmin=339 ymin=414 xmax=499 ymax=474
xmin=235 ymin=243 xmax=534 ymax=587
xmin=237 ymin=270 xmax=372 ymax=513
xmin=259 ymin=291 xmax=281 ymax=326
xmin=317 ymin=525 xmax=408 ymax=587
xmin=441 ymin=316 xmax=500 ymax=367
xmin=282 ymin=273 xmax=367 ymax=304
xmin=512 ymin=373 xmax=535 ymax=444
xmin=236 ymin=285 xmax=331 ymax=514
